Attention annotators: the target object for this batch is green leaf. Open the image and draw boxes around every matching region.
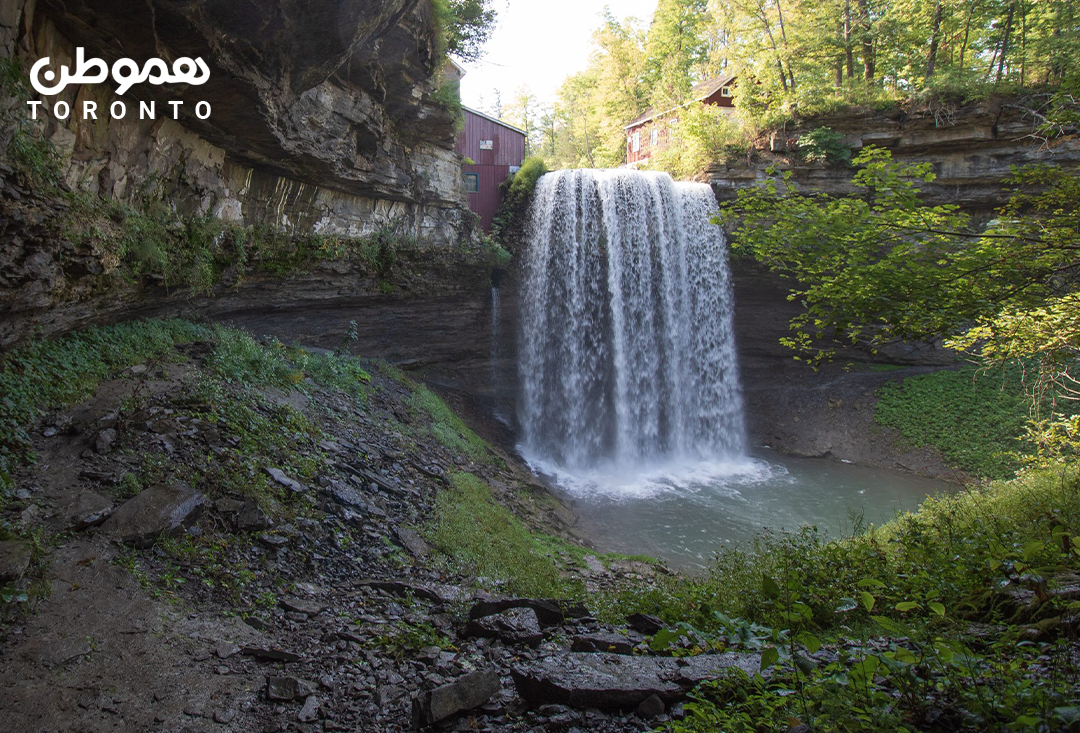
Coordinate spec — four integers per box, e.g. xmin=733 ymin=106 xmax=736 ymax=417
xmin=760 ymin=646 xmax=779 ymax=670
xmin=928 ymin=602 xmax=946 ymax=618
xmin=761 ymin=576 xmax=781 ymax=599
xmin=895 ymin=601 xmax=920 ymax=612
xmin=797 ymin=631 xmax=822 ymax=654
xmin=835 ymin=597 xmax=858 ymax=613
xmin=891 ymin=647 xmax=917 ymax=664
xmin=859 ymin=590 xmax=876 ymax=613
xmin=857 ymin=578 xmax=886 ymax=589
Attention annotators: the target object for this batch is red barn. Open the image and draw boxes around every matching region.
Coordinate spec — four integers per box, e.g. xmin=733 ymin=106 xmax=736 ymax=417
xmin=625 ymin=74 xmax=736 ymax=166
xmin=455 ymin=107 xmax=527 ymax=232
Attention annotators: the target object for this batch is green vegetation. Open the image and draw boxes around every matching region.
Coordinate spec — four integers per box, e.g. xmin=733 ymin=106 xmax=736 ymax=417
xmin=408 ymin=385 xmax=493 ymax=465
xmin=432 ymin=0 xmax=497 ymax=63
xmin=0 ymin=319 xmax=211 ymax=494
xmin=875 ymin=364 xmax=1038 ymax=479
xmin=491 ymin=156 xmax=547 ymax=246
xmin=429 ymin=472 xmax=580 ymax=598
xmin=366 ymin=620 xmax=455 ymax=660
xmin=795 ymin=126 xmax=852 ymax=166
xmin=498 ymin=0 xmax=1079 ymax=174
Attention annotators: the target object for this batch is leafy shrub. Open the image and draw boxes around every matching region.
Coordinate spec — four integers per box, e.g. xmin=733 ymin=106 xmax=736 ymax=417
xmin=795 ymin=126 xmax=851 ymax=166
xmin=491 ymin=156 xmax=547 ymax=246
xmin=650 ymin=104 xmax=750 ymax=177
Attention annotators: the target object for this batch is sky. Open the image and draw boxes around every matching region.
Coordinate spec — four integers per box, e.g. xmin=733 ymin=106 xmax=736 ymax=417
xmin=458 ymin=0 xmax=658 ymax=114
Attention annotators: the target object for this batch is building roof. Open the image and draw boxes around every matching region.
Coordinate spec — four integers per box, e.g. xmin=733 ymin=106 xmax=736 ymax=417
xmin=462 ymin=106 xmax=527 ymax=136
xmin=624 ymin=73 xmax=737 ymax=130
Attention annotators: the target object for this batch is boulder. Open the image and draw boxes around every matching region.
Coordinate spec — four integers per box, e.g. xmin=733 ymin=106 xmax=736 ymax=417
xmin=100 ymin=484 xmax=206 ymax=547
xmin=65 ymin=490 xmax=113 ymax=530
xmin=468 ymin=598 xmax=590 ymax=628
xmin=626 ymin=613 xmax=665 ymax=634
xmin=571 ymin=631 xmax=636 ymax=655
xmin=266 ymin=676 xmax=316 ymax=701
xmin=393 ymin=526 xmax=430 ymax=558
xmin=265 ymin=468 xmax=306 ymax=493
xmin=466 ymin=607 xmax=544 ymax=647
xmin=511 ymin=652 xmax=761 ymax=710
xmin=411 ymin=671 xmax=500 ymax=728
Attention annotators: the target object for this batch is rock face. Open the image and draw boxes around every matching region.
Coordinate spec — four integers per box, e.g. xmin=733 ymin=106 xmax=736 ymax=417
xmin=2 ymin=0 xmax=466 ymax=226
xmin=709 ymin=99 xmax=1080 ymax=220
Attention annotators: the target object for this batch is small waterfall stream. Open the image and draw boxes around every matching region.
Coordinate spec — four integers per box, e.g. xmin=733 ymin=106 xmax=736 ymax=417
xmin=518 ymin=169 xmax=745 ymax=493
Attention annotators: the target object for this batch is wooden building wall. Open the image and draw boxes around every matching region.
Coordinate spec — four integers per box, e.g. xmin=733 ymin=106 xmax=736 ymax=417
xmin=455 ymin=109 xmax=526 ymax=232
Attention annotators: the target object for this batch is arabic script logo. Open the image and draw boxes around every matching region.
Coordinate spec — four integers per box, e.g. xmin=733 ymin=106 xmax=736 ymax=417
xmin=30 ymin=47 xmax=210 ymax=96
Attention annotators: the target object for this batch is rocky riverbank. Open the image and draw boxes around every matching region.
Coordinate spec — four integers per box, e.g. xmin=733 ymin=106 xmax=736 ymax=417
xmin=0 ymin=319 xmax=762 ymax=732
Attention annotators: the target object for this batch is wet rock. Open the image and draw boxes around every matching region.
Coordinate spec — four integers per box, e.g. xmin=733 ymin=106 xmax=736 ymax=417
xmin=466 ymin=607 xmax=544 ymax=647
xmin=265 ymin=467 xmax=306 ymax=493
xmin=393 ymin=526 xmax=430 ymax=558
xmin=213 ymin=708 xmax=237 ymax=724
xmin=636 ymin=693 xmax=665 ymax=719
xmin=94 ymin=427 xmax=117 ymax=454
xmin=468 ymin=598 xmax=590 ymax=628
xmin=65 ymin=491 xmax=114 ymax=530
xmin=0 ymin=540 xmax=32 ymax=581
xmin=377 ymin=685 xmax=407 ymax=706
xmin=100 ymin=484 xmax=206 ymax=548
xmin=626 ymin=613 xmax=665 ymax=635
xmin=571 ymin=632 xmax=635 ymax=655
xmin=511 ymin=652 xmax=761 ymax=710
xmin=411 ymin=670 xmax=500 ymax=728
xmin=266 ymin=676 xmax=316 ymax=701
xmin=355 ymin=578 xmax=444 ymax=603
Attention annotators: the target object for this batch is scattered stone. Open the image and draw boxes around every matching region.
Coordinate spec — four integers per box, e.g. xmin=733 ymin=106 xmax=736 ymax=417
xmin=297 ymin=695 xmax=320 ymax=722
xmin=468 ymin=598 xmax=590 ymax=628
xmin=258 ymin=533 xmax=288 ymax=549
xmin=571 ymin=632 xmax=635 ymax=655
xmin=213 ymin=708 xmax=237 ymax=724
xmin=636 ymin=693 xmax=665 ymax=719
xmin=265 ymin=468 xmax=306 ymax=493
xmin=266 ymin=676 xmax=316 ymax=701
xmin=100 ymin=484 xmax=206 ymax=548
xmin=215 ymin=642 xmax=241 ymax=659
xmin=466 ymin=607 xmax=544 ymax=647
xmin=245 ymin=646 xmax=302 ymax=663
xmin=511 ymin=652 xmax=761 ymax=710
xmin=626 ymin=613 xmax=665 ymax=635
xmin=377 ymin=685 xmax=407 ymax=706
xmin=355 ymin=578 xmax=444 ymax=603
xmin=411 ymin=671 xmax=501 ymax=728
xmin=65 ymin=491 xmax=114 ymax=530
xmin=14 ymin=488 xmax=31 ymax=500
xmin=279 ymin=596 xmax=323 ymax=616
xmin=0 ymin=540 xmax=32 ymax=581
xmin=393 ymin=526 xmax=430 ymax=558
xmin=42 ymin=426 xmax=57 ymax=438
xmin=325 ymin=481 xmax=368 ymax=509
xmin=94 ymin=428 xmax=117 ymax=454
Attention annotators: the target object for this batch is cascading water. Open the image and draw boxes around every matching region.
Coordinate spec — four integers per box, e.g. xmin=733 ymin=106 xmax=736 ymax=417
xmin=518 ymin=169 xmax=747 ymax=494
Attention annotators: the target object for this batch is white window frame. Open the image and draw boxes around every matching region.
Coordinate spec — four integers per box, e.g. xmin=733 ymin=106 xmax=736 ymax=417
xmin=632 ymin=132 xmax=640 ymax=152
xmin=650 ymin=128 xmax=659 ymax=146
xmin=720 ymin=86 xmax=732 ymax=97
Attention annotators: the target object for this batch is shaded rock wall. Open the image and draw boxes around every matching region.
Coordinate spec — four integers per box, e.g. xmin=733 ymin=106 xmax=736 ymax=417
xmin=1 ymin=0 xmax=468 ymax=242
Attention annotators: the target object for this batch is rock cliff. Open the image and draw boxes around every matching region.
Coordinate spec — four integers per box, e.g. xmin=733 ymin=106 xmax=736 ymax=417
xmin=1 ymin=0 xmax=467 ymax=239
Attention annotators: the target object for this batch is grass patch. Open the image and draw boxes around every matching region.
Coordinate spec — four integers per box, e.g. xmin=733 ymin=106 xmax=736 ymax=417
xmin=429 ymin=471 xmax=581 ymax=598
xmin=408 ymin=385 xmax=494 ymax=465
xmin=875 ymin=363 xmax=1035 ymax=479
xmin=0 ymin=319 xmax=211 ymax=494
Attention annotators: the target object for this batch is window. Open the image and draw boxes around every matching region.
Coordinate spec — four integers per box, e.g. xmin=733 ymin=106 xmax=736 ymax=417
xmin=464 ymin=172 xmax=479 ymax=193
xmin=508 ymin=165 xmax=520 ymax=174
xmin=632 ymin=132 xmax=640 ymax=152
xmin=650 ymin=128 xmax=659 ymax=147
xmin=720 ymin=86 xmax=732 ymax=97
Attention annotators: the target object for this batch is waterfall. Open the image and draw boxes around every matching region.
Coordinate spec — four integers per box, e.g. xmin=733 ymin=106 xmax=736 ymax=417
xmin=517 ymin=169 xmax=745 ymax=490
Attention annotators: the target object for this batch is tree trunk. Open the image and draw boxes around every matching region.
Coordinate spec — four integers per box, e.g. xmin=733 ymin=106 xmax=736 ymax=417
xmin=856 ymin=0 xmax=875 ymax=81
xmin=959 ymin=0 xmax=977 ymax=73
xmin=926 ymin=0 xmax=943 ymax=78
xmin=995 ymin=1 xmax=1015 ymax=84
xmin=844 ymin=0 xmax=855 ymax=80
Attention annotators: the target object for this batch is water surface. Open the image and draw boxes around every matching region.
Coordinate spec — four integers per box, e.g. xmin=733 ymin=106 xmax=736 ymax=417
xmin=530 ymin=449 xmax=954 ymax=571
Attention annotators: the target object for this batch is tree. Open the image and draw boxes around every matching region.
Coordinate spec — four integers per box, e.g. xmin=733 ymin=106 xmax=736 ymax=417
xmin=441 ymin=0 xmax=498 ymax=62
xmin=720 ymin=147 xmax=1080 ymax=461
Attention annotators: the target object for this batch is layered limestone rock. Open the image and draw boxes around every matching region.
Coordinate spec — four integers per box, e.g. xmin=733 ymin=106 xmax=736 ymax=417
xmin=0 ymin=0 xmax=467 ymax=242
xmin=709 ymin=98 xmax=1080 ymax=219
